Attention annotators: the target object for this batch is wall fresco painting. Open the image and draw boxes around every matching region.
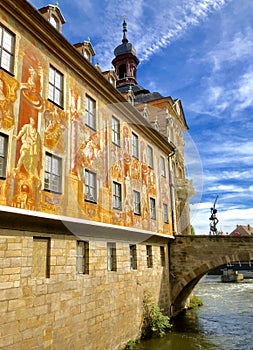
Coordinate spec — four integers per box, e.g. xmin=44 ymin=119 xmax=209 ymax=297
xmin=0 ymin=70 xmax=18 ymax=130
xmin=11 ymin=47 xmax=44 ymax=210
xmin=0 ymin=27 xmax=171 ymax=234
xmin=44 ymin=101 xmax=67 ymax=153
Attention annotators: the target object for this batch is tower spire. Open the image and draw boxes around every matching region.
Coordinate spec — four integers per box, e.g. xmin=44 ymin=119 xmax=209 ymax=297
xmin=122 ymin=20 xmax=128 ymax=44
xmin=112 ymin=19 xmax=139 ymax=88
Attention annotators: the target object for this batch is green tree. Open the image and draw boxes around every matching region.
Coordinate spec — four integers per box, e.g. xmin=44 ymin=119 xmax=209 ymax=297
xmin=191 ymin=225 xmax=195 ymax=235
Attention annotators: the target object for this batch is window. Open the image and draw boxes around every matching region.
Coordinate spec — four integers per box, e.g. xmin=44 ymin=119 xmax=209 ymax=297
xmin=112 ymin=116 xmax=120 ymax=146
xmin=132 ymin=133 xmax=139 ymax=159
xmin=113 ymin=181 xmax=122 ymax=210
xmin=129 ymin=244 xmax=137 ymax=270
xmin=76 ymin=241 xmax=89 ymax=274
xmin=133 ymin=190 xmax=141 ymax=215
xmin=118 ymin=64 xmax=126 ymax=79
xmin=160 ymin=246 xmax=166 ymax=267
xmin=85 ymin=169 xmax=97 ymax=202
xmin=49 ymin=15 xmax=58 ymax=29
xmin=0 ymin=25 xmax=15 ymax=74
xmin=85 ymin=95 xmax=96 ymax=130
xmin=83 ymin=49 xmax=91 ymax=61
xmin=163 ymin=203 xmax=169 ymax=224
xmin=107 ymin=242 xmax=117 ymax=271
xmin=109 ymin=76 xmax=115 ymax=86
xmin=48 ymin=65 xmax=63 ymax=107
xmin=160 ymin=156 xmax=166 ymax=177
xmin=146 ymin=245 xmax=153 ymax=268
xmin=44 ymin=152 xmax=62 ymax=193
xmin=150 ymin=198 xmax=156 ymax=220
xmin=0 ymin=133 xmax=8 ymax=179
xmin=32 ymin=237 xmax=50 ymax=278
xmin=147 ymin=145 xmax=154 ymax=168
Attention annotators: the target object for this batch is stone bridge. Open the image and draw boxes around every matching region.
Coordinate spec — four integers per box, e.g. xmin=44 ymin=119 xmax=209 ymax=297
xmin=169 ymin=235 xmax=253 ymax=314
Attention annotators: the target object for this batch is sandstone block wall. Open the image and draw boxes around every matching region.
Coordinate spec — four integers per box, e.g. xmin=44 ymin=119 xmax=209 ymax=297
xmin=0 ymin=229 xmax=171 ymax=350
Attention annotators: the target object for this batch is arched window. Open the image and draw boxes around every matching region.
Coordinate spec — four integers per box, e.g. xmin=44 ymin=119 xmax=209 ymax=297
xmin=109 ymin=76 xmax=115 ymax=86
xmin=49 ymin=15 xmax=58 ymax=29
xmin=83 ymin=49 xmax=91 ymax=61
xmin=118 ymin=64 xmax=126 ymax=79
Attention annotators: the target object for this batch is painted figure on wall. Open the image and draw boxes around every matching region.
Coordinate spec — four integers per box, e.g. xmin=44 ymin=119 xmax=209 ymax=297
xmin=141 ymin=180 xmax=149 ymax=219
xmin=20 ymin=66 xmax=43 ymax=110
xmin=0 ymin=79 xmax=5 ymax=100
xmin=70 ymin=88 xmax=80 ymax=174
xmin=0 ymin=72 xmax=19 ymax=129
xmin=124 ymin=171 xmax=133 ymax=225
xmin=77 ymin=132 xmax=101 ymax=169
xmin=13 ymin=117 xmax=41 ymax=179
xmin=44 ymin=102 xmax=67 ymax=153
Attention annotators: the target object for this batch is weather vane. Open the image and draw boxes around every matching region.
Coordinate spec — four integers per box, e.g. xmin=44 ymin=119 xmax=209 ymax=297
xmin=209 ymin=195 xmax=219 ymax=235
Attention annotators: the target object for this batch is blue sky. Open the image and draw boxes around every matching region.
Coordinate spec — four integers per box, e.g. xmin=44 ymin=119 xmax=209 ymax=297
xmin=29 ymin=0 xmax=253 ymax=235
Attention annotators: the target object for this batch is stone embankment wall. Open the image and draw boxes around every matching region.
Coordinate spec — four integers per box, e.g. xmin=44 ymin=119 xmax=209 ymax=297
xmin=0 ymin=229 xmax=171 ymax=350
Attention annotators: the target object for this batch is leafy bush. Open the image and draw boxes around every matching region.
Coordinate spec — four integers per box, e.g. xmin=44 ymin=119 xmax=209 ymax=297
xmin=142 ymin=292 xmax=172 ymax=338
xmin=125 ymin=340 xmax=136 ymax=350
xmin=188 ymin=295 xmax=203 ymax=309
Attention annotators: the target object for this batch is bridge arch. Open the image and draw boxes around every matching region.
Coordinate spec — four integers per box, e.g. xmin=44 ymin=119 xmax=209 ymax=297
xmin=169 ymin=235 xmax=253 ymax=315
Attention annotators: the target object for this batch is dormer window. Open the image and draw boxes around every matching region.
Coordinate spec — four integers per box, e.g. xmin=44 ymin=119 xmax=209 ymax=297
xmin=73 ymin=40 xmax=95 ymax=64
xmin=38 ymin=5 xmax=66 ymax=33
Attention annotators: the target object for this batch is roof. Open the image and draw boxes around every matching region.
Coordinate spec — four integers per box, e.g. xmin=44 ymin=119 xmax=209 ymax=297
xmin=117 ymin=83 xmax=163 ymax=102
xmin=114 ymin=42 xmax=136 ymax=57
xmin=114 ymin=20 xmax=137 ymax=57
xmin=38 ymin=4 xmax=66 ymax=24
xmin=230 ymin=225 xmax=253 ymax=236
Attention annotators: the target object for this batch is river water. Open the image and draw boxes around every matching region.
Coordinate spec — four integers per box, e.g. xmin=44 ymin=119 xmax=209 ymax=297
xmin=135 ymin=276 xmax=253 ymax=350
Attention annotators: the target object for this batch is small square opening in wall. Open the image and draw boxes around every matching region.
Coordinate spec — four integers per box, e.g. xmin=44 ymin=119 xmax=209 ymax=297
xmin=129 ymin=244 xmax=137 ymax=270
xmin=107 ymin=242 xmax=117 ymax=271
xmin=32 ymin=237 xmax=50 ymax=278
xmin=146 ymin=245 xmax=153 ymax=268
xmin=160 ymin=246 xmax=166 ymax=267
xmin=76 ymin=240 xmax=89 ymax=274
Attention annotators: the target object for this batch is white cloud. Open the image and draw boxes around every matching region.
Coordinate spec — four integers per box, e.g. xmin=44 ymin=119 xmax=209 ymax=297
xmin=206 ymin=30 xmax=253 ymax=72
xmin=236 ymin=70 xmax=253 ymax=110
xmin=191 ymin=202 xmax=253 ymax=235
xmin=207 ymin=184 xmax=245 ymax=193
xmin=88 ymin=0 xmax=231 ymax=69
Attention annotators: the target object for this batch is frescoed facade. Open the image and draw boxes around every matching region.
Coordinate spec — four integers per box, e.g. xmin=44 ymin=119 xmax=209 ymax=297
xmin=0 ymin=4 xmax=176 ymax=235
xmin=0 ymin=1 xmax=193 ymax=349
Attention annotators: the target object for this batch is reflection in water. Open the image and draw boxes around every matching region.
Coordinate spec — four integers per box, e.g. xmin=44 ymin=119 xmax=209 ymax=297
xmin=135 ymin=276 xmax=253 ymax=350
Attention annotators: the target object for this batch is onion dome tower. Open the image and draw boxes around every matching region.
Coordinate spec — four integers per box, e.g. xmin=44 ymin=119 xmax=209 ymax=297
xmin=112 ymin=20 xmax=139 ymax=88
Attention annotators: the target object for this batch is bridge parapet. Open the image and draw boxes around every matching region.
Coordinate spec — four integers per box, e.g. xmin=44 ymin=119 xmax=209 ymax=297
xmin=169 ymin=235 xmax=253 ymax=315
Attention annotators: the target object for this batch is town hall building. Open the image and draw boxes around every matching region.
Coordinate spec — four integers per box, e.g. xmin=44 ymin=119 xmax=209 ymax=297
xmin=0 ymin=1 xmax=193 ymax=349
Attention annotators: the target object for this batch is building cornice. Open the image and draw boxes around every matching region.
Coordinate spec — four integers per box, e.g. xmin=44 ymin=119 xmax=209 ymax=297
xmin=0 ymin=205 xmax=175 ymax=242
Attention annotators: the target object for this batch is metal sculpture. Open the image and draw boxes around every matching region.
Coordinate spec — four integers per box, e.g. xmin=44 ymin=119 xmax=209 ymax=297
xmin=209 ymin=195 xmax=219 ymax=235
